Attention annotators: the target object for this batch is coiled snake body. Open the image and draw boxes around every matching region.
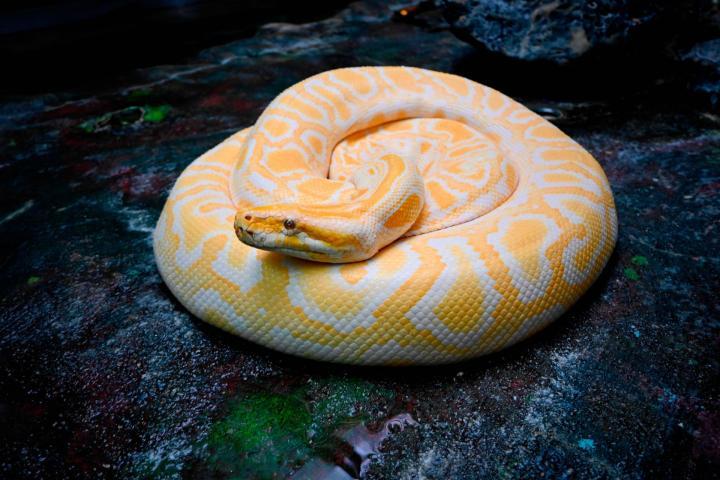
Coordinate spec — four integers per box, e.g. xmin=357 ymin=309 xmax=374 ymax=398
xmin=154 ymin=67 xmax=617 ymax=365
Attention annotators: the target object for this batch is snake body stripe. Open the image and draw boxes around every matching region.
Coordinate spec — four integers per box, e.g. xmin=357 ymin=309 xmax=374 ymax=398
xmin=153 ymin=67 xmax=617 ymax=365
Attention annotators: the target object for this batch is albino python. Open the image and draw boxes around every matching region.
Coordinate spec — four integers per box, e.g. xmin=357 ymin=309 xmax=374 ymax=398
xmin=154 ymin=67 xmax=617 ymax=365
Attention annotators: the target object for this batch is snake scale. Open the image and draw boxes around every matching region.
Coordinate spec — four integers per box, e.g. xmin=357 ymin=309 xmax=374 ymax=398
xmin=153 ymin=67 xmax=617 ymax=365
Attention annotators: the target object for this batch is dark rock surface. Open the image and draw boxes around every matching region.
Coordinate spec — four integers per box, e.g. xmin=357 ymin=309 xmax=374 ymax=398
xmin=1 ymin=1 xmax=719 ymax=479
xmin=439 ymin=0 xmax=661 ymax=63
xmin=683 ymin=38 xmax=720 ymax=108
xmin=436 ymin=0 xmax=720 ymax=108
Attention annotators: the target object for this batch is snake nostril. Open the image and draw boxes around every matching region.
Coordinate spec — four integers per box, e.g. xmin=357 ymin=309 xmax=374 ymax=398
xmin=244 ymin=214 xmax=252 ymax=221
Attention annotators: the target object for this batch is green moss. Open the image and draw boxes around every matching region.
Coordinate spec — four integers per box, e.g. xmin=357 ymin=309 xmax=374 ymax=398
xmin=78 ymin=107 xmax=139 ymax=132
xmin=631 ymin=255 xmax=649 ymax=266
xmin=78 ymin=118 xmax=100 ymax=133
xmin=201 ymin=378 xmax=394 ymax=478
xmin=77 ymin=104 xmax=170 ymax=133
xmin=623 ymin=267 xmax=640 ymax=281
xmin=26 ymin=276 xmax=40 ymax=286
xmin=143 ymin=105 xmax=171 ymax=123
xmin=312 ymin=378 xmax=374 ymax=418
xmin=207 ymin=392 xmax=311 ymax=479
xmin=308 ymin=377 xmax=393 ymax=444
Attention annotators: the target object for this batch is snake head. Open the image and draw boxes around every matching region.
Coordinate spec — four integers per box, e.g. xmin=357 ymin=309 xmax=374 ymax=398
xmin=233 ymin=208 xmax=364 ymax=263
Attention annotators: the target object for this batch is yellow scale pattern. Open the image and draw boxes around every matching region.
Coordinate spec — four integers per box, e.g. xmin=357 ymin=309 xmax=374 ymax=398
xmin=153 ymin=67 xmax=617 ymax=365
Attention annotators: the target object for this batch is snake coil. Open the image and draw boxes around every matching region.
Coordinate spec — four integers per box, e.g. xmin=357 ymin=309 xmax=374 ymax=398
xmin=154 ymin=67 xmax=617 ymax=365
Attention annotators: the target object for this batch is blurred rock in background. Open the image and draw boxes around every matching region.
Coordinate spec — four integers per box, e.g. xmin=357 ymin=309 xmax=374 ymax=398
xmin=435 ymin=0 xmax=720 ymax=107
xmin=439 ymin=0 xmax=659 ymax=63
xmin=682 ymin=38 xmax=720 ymax=108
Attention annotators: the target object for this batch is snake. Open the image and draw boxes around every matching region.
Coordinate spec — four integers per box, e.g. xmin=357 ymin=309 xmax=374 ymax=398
xmin=153 ymin=66 xmax=617 ymax=365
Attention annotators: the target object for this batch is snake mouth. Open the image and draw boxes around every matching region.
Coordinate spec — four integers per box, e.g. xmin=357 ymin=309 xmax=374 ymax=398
xmin=251 ymin=243 xmax=346 ymax=263
xmin=235 ymin=225 xmax=343 ymax=261
xmin=271 ymin=246 xmax=332 ymax=258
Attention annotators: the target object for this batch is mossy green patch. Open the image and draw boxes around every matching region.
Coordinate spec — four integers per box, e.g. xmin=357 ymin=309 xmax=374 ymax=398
xmin=631 ymin=255 xmax=649 ymax=266
xmin=308 ymin=377 xmax=394 ymax=446
xmin=201 ymin=377 xmax=394 ymax=479
xmin=26 ymin=276 xmax=40 ymax=286
xmin=78 ymin=118 xmax=100 ymax=133
xmin=623 ymin=267 xmax=640 ymax=281
xmin=78 ymin=107 xmax=142 ymax=132
xmin=77 ymin=104 xmax=170 ymax=133
xmin=143 ymin=104 xmax=171 ymax=123
xmin=207 ymin=392 xmax=311 ymax=479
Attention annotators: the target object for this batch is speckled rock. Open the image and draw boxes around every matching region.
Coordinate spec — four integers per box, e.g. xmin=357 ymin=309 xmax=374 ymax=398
xmin=439 ymin=0 xmax=661 ymax=63
xmin=1 ymin=1 xmax=719 ymax=479
xmin=683 ymin=38 xmax=720 ymax=108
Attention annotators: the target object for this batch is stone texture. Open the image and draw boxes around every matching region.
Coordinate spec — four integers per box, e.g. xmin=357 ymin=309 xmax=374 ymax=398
xmin=1 ymin=1 xmax=719 ymax=479
xmin=683 ymin=38 xmax=720 ymax=108
xmin=439 ymin=0 xmax=661 ymax=63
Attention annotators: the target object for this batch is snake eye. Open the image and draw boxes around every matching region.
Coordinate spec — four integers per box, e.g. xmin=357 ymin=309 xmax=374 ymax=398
xmin=283 ymin=219 xmax=296 ymax=230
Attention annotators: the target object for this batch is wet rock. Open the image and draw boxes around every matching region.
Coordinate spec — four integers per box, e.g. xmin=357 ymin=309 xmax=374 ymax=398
xmin=439 ymin=0 xmax=661 ymax=63
xmin=682 ymin=38 xmax=720 ymax=108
